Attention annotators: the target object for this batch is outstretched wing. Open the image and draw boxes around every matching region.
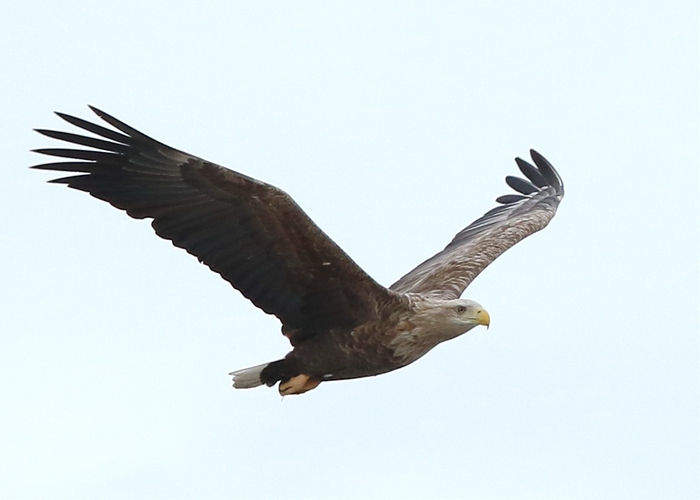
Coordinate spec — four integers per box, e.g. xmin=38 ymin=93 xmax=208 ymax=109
xmin=390 ymin=150 xmax=564 ymax=299
xmin=33 ymin=106 xmax=394 ymax=344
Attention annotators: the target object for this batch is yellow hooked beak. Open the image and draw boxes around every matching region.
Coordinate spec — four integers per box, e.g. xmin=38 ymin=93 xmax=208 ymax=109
xmin=476 ymin=308 xmax=491 ymax=329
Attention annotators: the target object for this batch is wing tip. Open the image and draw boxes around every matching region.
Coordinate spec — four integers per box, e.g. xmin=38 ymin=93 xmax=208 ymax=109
xmin=88 ymin=104 xmax=106 ymax=118
xmin=529 ymin=149 xmax=563 ymax=191
xmin=503 ymin=150 xmax=564 ymax=205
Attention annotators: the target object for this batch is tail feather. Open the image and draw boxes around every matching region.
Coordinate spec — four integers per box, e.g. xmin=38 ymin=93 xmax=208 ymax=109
xmin=229 ymin=362 xmax=269 ymax=389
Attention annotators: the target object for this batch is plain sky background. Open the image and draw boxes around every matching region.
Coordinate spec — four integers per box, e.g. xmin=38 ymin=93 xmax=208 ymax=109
xmin=1 ymin=2 xmax=698 ymax=499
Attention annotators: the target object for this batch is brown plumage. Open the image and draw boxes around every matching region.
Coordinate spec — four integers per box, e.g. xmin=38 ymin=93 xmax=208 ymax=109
xmin=33 ymin=106 xmax=564 ymax=395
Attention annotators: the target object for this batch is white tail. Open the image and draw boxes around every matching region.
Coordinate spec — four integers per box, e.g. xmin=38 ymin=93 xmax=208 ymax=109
xmin=229 ymin=362 xmax=270 ymax=389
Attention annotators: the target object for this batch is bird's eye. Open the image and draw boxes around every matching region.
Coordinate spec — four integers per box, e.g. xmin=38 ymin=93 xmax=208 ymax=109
xmin=456 ymin=305 xmax=467 ymax=314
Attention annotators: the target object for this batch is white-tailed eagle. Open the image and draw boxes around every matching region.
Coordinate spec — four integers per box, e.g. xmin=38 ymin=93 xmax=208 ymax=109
xmin=33 ymin=107 xmax=564 ymax=395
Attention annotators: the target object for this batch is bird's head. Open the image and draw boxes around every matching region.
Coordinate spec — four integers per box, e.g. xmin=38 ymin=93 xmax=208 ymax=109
xmin=437 ymin=298 xmax=491 ymax=339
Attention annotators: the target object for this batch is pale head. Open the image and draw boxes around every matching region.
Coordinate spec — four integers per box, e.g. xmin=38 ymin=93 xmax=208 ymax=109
xmin=411 ymin=296 xmax=491 ymax=342
xmin=439 ymin=298 xmax=490 ymax=338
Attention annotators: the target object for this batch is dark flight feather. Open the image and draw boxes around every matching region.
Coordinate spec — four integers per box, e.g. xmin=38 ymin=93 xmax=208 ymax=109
xmin=515 ymin=157 xmax=548 ymax=188
xmin=505 ymin=175 xmax=538 ymax=195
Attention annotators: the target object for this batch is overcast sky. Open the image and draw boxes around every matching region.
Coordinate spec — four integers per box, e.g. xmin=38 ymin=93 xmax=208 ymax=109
xmin=1 ymin=2 xmax=698 ymax=499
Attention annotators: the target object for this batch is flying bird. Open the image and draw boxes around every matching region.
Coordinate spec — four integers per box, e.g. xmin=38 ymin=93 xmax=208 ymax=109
xmin=33 ymin=107 xmax=564 ymax=396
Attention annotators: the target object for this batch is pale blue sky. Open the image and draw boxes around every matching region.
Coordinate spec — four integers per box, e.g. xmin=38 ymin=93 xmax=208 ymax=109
xmin=1 ymin=2 xmax=698 ymax=499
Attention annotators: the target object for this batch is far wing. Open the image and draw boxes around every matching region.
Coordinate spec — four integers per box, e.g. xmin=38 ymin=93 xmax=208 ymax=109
xmin=390 ymin=150 xmax=564 ymax=299
xmin=33 ymin=107 xmax=395 ymax=344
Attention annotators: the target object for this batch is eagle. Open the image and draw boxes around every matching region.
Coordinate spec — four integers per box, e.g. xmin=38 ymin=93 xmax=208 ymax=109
xmin=33 ymin=107 xmax=564 ymax=396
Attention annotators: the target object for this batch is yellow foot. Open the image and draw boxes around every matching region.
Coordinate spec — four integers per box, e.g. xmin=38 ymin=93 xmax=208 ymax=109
xmin=279 ymin=374 xmax=321 ymax=396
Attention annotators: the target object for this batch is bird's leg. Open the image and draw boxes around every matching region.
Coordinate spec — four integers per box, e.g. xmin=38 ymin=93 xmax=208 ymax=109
xmin=278 ymin=374 xmax=321 ymax=396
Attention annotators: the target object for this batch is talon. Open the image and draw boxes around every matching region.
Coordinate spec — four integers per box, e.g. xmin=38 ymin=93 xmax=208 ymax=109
xmin=279 ymin=374 xmax=321 ymax=396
